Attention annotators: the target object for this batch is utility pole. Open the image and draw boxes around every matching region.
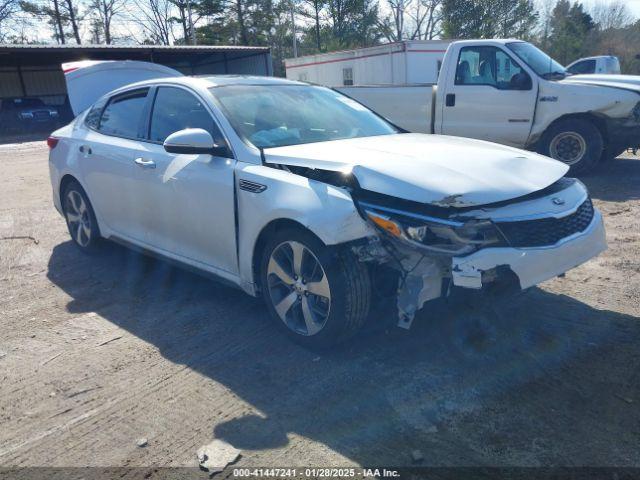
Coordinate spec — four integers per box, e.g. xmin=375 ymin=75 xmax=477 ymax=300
xmin=290 ymin=0 xmax=297 ymax=57
xmin=186 ymin=0 xmax=196 ymax=45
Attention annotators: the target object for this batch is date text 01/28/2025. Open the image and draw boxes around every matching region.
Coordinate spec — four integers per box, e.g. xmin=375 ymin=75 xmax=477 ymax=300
xmin=232 ymin=468 xmax=400 ymax=477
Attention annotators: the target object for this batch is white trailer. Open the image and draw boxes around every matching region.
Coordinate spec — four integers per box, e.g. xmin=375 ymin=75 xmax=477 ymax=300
xmin=284 ymin=40 xmax=451 ymax=87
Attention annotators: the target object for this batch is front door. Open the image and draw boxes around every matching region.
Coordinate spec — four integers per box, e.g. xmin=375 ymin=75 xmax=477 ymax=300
xmin=439 ymin=45 xmax=537 ymax=148
xmin=133 ymin=86 xmax=238 ymax=275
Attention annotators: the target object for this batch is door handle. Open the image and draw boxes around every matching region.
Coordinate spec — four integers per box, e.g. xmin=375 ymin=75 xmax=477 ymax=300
xmin=79 ymin=145 xmax=92 ymax=155
xmin=445 ymin=94 xmax=456 ymax=107
xmin=134 ymin=157 xmax=156 ymax=169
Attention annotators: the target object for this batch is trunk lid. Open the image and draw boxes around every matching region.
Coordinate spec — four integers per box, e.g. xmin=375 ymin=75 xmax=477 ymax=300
xmin=63 ymin=60 xmax=182 ymax=116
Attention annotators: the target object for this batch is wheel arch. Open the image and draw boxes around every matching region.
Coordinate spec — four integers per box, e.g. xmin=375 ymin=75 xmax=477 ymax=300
xmin=534 ymin=112 xmax=608 ymax=151
xmin=59 ymin=174 xmax=81 ymax=208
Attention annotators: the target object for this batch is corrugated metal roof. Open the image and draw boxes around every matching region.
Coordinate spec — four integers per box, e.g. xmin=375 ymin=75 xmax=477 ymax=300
xmin=0 ymin=43 xmax=269 ymax=52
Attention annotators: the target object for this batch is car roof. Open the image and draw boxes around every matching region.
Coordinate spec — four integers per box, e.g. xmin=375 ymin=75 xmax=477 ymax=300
xmin=113 ymin=74 xmax=306 ymax=93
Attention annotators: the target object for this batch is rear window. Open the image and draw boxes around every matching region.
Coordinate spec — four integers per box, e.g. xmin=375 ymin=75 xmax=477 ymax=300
xmin=98 ymin=89 xmax=149 ymax=138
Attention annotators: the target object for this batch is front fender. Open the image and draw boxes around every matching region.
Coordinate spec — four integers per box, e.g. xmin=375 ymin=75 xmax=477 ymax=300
xmin=530 ymin=80 xmax=639 ymax=145
xmin=236 ymin=163 xmax=375 ymax=291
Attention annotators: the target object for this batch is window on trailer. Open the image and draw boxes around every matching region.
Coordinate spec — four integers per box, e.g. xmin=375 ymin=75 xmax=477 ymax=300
xmin=343 ymin=68 xmax=354 ymax=86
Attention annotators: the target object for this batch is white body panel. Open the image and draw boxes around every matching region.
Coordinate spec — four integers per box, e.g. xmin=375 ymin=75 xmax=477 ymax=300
xmin=338 ymin=85 xmax=434 ymax=133
xmin=285 ymin=41 xmax=450 ymax=87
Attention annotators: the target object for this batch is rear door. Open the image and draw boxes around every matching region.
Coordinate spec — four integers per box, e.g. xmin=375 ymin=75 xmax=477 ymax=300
xmin=78 ymin=88 xmax=153 ymax=242
xmin=133 ymin=85 xmax=238 ymax=275
xmin=438 ymin=45 xmax=537 ymax=147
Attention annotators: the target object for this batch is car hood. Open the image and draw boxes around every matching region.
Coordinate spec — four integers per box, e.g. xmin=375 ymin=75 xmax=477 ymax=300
xmin=263 ymin=133 xmax=568 ymax=207
xmin=563 ymin=74 xmax=640 ymax=93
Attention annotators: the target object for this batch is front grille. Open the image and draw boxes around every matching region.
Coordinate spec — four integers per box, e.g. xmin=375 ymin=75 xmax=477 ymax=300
xmin=497 ymin=198 xmax=594 ymax=248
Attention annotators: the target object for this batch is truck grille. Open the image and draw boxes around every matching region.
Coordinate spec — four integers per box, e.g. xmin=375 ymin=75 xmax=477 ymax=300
xmin=497 ymin=198 xmax=594 ymax=248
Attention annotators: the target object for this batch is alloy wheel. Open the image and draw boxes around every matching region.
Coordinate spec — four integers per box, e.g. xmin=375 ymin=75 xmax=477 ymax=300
xmin=266 ymin=240 xmax=331 ymax=336
xmin=65 ymin=190 xmax=92 ymax=247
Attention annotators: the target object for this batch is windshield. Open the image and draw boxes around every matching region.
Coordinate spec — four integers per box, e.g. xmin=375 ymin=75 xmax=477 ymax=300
xmin=506 ymin=42 xmax=566 ymax=79
xmin=209 ymin=84 xmax=397 ymax=149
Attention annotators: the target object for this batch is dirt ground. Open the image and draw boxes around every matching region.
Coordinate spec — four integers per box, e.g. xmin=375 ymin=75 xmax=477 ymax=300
xmin=1 ymin=142 xmax=639 ymax=473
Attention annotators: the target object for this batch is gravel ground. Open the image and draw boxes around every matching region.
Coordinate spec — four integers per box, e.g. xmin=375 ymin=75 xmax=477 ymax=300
xmin=1 ymin=142 xmax=639 ymax=472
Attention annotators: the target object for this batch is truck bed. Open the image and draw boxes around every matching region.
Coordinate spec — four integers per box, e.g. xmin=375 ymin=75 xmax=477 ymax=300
xmin=337 ymin=84 xmax=435 ymax=134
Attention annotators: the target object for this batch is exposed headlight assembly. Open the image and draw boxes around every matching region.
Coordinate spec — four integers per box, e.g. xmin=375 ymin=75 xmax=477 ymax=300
xmin=362 ymin=205 xmax=504 ymax=255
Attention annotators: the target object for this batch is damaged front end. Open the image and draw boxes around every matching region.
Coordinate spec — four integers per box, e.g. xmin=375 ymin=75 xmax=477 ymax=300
xmin=351 ymin=192 xmax=509 ymax=328
xmin=349 ymin=179 xmax=606 ymax=329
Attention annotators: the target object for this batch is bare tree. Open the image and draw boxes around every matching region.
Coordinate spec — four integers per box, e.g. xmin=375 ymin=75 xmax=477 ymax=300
xmin=90 ymin=0 xmax=124 ymax=43
xmin=0 ymin=0 xmax=19 ymax=40
xmin=128 ymin=0 xmax=174 ymax=44
xmin=298 ymin=0 xmax=325 ymax=50
xmin=20 ymin=0 xmax=71 ymax=43
xmin=407 ymin=0 xmax=441 ymax=39
xmin=590 ymin=0 xmax=633 ymax=31
xmin=62 ymin=0 xmax=82 ymax=43
xmin=380 ymin=0 xmax=441 ymax=42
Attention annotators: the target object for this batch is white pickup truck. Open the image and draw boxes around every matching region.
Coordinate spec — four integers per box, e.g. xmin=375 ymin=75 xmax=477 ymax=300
xmin=338 ymin=39 xmax=640 ymax=173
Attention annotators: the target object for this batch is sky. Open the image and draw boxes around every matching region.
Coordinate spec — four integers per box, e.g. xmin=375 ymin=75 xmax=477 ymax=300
xmin=581 ymin=0 xmax=640 ymax=17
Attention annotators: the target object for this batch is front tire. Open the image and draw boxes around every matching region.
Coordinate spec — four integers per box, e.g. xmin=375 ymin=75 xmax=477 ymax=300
xmin=62 ymin=180 xmax=101 ymax=253
xmin=260 ymin=228 xmax=371 ymax=349
xmin=540 ymin=119 xmax=603 ymax=174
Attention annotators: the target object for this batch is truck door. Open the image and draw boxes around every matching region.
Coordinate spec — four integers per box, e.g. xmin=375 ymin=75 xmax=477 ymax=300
xmin=438 ymin=45 xmax=537 ymax=148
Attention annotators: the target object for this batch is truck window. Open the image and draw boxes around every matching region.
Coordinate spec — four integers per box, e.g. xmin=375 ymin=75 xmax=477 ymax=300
xmin=455 ymin=46 xmax=528 ymax=90
xmin=567 ymin=59 xmax=596 ymax=75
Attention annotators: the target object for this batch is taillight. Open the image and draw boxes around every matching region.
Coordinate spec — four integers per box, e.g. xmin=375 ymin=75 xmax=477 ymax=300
xmin=47 ymin=136 xmax=59 ymax=149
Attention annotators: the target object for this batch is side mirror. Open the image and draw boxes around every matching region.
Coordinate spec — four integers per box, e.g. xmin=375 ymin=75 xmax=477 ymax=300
xmin=163 ymin=128 xmax=231 ymax=157
xmin=510 ymin=72 xmax=532 ymax=91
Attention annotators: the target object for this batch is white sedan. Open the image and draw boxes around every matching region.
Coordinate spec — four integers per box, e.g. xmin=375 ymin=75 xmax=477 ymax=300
xmin=48 ymin=73 xmax=607 ymax=348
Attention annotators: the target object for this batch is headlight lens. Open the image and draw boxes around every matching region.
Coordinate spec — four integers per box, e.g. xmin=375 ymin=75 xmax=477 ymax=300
xmin=365 ymin=208 xmax=504 ymax=254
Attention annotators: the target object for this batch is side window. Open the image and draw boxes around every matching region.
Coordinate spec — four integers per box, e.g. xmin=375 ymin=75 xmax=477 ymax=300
xmin=149 ymin=87 xmax=224 ymax=144
xmin=343 ymin=68 xmax=354 ymax=86
xmin=99 ymin=89 xmax=149 ymax=138
xmin=84 ymin=97 xmax=107 ymax=130
xmin=456 ymin=46 xmax=528 ymax=90
xmin=567 ymin=59 xmax=595 ymax=75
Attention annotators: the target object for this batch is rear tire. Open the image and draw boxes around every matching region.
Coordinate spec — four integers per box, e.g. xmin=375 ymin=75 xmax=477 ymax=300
xmin=62 ymin=180 xmax=102 ymax=254
xmin=260 ymin=227 xmax=371 ymax=349
xmin=539 ymin=119 xmax=603 ymax=174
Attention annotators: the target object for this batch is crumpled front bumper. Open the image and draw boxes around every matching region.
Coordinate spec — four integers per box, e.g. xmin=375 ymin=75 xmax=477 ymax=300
xmin=451 ymin=209 xmax=607 ymax=290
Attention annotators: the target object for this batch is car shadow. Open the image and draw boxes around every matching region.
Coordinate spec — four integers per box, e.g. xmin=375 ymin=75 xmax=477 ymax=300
xmin=581 ymin=154 xmax=640 ymax=202
xmin=47 ymin=241 xmax=640 ymax=466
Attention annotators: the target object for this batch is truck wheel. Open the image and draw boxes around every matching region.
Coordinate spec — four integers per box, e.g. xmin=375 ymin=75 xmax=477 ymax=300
xmin=260 ymin=227 xmax=371 ymax=349
xmin=62 ymin=180 xmax=102 ymax=253
xmin=540 ymin=119 xmax=603 ymax=174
